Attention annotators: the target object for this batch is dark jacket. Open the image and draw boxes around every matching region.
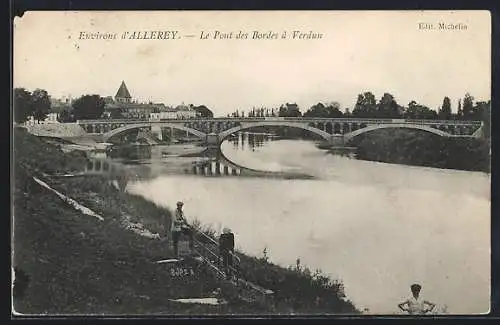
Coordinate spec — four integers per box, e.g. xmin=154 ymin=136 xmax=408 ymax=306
xmin=219 ymin=233 xmax=234 ymax=252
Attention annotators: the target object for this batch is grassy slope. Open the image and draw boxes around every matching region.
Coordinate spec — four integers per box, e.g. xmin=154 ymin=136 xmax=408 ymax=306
xmin=12 ymin=127 xmax=358 ymax=315
xmin=13 ymin=130 xmax=224 ymax=314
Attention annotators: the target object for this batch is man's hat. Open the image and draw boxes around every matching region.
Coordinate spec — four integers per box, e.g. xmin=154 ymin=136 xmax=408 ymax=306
xmin=177 ymin=201 xmax=184 ymax=206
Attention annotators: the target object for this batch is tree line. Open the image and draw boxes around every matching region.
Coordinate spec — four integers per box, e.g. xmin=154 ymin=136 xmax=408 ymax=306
xmin=13 ymin=88 xmax=107 ymax=123
xmin=13 ymin=88 xmax=52 ymax=124
xmin=228 ymin=91 xmax=490 ymax=124
xmin=15 ymin=88 xmax=490 ymax=132
xmin=13 ymin=88 xmax=216 ymax=123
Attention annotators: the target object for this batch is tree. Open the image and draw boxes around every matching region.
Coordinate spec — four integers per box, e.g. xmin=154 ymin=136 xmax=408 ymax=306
xmin=278 ymin=103 xmax=302 ymax=117
xmin=466 ymin=100 xmax=490 ymax=138
xmin=109 ymin=107 xmax=125 ymax=119
xmin=57 ymin=109 xmax=76 ymax=123
xmin=377 ymin=93 xmax=401 ymax=118
xmin=192 ymin=105 xmax=214 ymax=118
xmin=438 ymin=96 xmax=452 ymax=120
xmin=352 ymin=92 xmax=377 ymax=117
xmin=303 ymin=103 xmax=328 ymax=117
xmin=325 ymin=102 xmax=343 ymax=117
xmin=72 ymin=95 xmax=105 ymax=120
xmin=31 ymin=89 xmax=51 ymax=123
xmin=477 ymin=100 xmax=491 ymax=139
xmin=471 ymin=100 xmax=487 ymax=121
xmin=462 ymin=93 xmax=475 ymax=120
xmin=13 ymin=88 xmax=33 ymax=123
xmin=404 ymin=100 xmax=437 ymax=119
xmin=456 ymin=99 xmax=463 ymax=119
xmin=343 ymin=108 xmax=351 ymax=117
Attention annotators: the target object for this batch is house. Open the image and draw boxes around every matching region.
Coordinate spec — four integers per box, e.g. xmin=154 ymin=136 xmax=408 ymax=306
xmin=104 ymin=81 xmax=201 ymax=120
xmin=175 ymin=103 xmax=198 ymax=119
xmin=150 ymin=108 xmax=178 ymax=120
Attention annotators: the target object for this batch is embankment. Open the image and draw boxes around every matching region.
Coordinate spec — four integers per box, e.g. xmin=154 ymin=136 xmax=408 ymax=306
xmin=352 ymin=129 xmax=490 ymax=172
xmin=12 ymin=127 xmax=358 ymax=315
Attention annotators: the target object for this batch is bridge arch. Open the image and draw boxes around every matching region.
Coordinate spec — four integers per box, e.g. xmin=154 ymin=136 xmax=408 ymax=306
xmin=217 ymin=121 xmax=332 ymax=143
xmin=344 ymin=123 xmax=453 ymax=143
xmin=102 ymin=122 xmax=207 ymax=142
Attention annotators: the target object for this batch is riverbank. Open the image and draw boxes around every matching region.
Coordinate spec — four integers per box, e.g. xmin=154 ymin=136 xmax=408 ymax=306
xmin=12 ymin=127 xmax=358 ymax=315
xmin=353 ymin=129 xmax=490 ymax=173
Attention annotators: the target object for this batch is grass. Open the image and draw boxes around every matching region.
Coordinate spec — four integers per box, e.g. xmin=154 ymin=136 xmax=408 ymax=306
xmin=13 ymin=166 xmax=222 ymax=315
xmin=12 ymin=127 xmax=359 ymax=315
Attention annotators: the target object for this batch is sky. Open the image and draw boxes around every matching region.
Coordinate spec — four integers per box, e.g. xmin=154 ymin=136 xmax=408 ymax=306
xmin=13 ymin=11 xmax=491 ymax=117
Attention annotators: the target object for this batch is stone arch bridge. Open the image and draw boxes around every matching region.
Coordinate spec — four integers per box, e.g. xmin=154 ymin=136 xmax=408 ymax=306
xmin=77 ymin=117 xmax=483 ymax=147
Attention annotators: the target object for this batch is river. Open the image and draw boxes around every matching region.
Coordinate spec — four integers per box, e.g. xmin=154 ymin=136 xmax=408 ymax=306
xmin=86 ymin=132 xmax=490 ymax=314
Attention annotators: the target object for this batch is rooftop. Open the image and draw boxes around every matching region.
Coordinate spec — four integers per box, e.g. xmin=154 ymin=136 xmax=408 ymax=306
xmin=115 ymin=81 xmax=132 ymax=99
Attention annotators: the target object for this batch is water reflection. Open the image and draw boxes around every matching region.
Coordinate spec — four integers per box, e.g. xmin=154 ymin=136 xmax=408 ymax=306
xmin=84 ymin=132 xmax=320 ymax=181
xmin=84 ymin=157 xmax=131 ymax=192
xmin=106 ymin=144 xmax=152 ymax=161
xmin=227 ymin=132 xmax=274 ymax=151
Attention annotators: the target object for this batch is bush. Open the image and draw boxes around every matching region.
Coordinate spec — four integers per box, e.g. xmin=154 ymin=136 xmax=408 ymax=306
xmin=355 ymin=129 xmax=490 ymax=172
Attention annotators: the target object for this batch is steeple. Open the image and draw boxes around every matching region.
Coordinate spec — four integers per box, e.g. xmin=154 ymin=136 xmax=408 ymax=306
xmin=115 ymin=81 xmax=132 ymax=103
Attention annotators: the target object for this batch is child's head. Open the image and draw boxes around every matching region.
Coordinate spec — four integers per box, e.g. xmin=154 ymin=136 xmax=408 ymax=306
xmin=410 ymin=283 xmax=422 ymax=297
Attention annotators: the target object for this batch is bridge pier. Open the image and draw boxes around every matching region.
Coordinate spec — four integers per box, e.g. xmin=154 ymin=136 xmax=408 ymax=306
xmin=206 ymin=133 xmax=220 ymax=148
xmin=329 ymin=135 xmax=345 ymax=147
xmin=151 ymin=125 xmax=163 ymax=141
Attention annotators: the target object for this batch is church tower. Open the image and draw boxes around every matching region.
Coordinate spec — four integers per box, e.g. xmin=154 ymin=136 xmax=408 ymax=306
xmin=115 ymin=81 xmax=132 ymax=103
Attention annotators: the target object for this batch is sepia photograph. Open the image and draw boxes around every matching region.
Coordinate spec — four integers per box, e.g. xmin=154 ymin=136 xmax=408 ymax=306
xmin=12 ymin=10 xmax=491 ymax=316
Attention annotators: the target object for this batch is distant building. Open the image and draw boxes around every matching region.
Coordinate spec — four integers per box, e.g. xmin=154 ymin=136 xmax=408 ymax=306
xmin=115 ymin=81 xmax=132 ymax=104
xmin=103 ymin=81 xmax=151 ymax=119
xmin=104 ymin=81 xmax=200 ymax=120
xmin=175 ymin=103 xmax=198 ymax=119
xmin=150 ymin=107 xmax=178 ymax=120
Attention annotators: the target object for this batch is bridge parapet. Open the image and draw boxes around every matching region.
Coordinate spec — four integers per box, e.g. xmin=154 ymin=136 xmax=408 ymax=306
xmin=77 ymin=117 xmax=482 ymax=125
xmin=75 ymin=117 xmax=483 ymax=144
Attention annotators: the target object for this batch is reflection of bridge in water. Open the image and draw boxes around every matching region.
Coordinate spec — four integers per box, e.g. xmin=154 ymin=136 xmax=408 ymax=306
xmin=85 ymin=131 xmax=314 ymax=180
xmin=191 ymin=160 xmax=242 ymax=176
xmin=187 ymin=132 xmax=315 ymax=179
xmin=84 ymin=157 xmax=148 ymax=191
xmin=85 ymin=154 xmax=247 ymax=180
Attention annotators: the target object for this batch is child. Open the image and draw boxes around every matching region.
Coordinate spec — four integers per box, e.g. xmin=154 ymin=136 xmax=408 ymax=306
xmin=398 ymin=283 xmax=436 ymax=315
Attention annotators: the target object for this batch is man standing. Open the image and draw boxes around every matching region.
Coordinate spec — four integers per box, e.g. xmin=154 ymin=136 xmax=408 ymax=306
xmin=171 ymin=201 xmax=194 ymax=258
xmin=398 ymin=283 xmax=436 ymax=315
xmin=219 ymin=227 xmax=235 ymax=278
